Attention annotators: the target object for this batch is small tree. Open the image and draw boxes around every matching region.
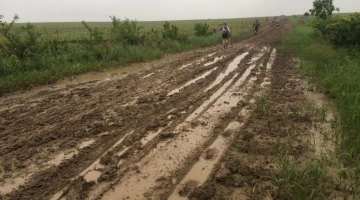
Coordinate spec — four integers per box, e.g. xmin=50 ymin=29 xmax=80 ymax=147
xmin=304 ymin=12 xmax=310 ymax=17
xmin=81 ymin=21 xmax=104 ymax=44
xmin=309 ymin=0 xmax=339 ymax=20
xmin=0 ymin=15 xmax=45 ymax=60
xmin=194 ymin=22 xmax=209 ymax=36
xmin=162 ymin=21 xmax=178 ymax=40
xmin=110 ymin=16 xmax=142 ymax=45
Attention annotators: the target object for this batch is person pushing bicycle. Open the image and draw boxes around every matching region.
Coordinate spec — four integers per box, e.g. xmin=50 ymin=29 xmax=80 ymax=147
xmin=253 ymin=19 xmax=260 ymax=34
xmin=220 ymin=23 xmax=230 ymax=48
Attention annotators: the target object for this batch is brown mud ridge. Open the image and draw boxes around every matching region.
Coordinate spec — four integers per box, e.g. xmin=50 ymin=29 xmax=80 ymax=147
xmin=0 ymin=21 xmax=324 ymax=200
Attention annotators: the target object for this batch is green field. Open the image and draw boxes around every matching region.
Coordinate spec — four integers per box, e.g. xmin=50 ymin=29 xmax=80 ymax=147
xmin=13 ymin=17 xmax=268 ymax=40
xmin=0 ymin=17 xmax=269 ymax=94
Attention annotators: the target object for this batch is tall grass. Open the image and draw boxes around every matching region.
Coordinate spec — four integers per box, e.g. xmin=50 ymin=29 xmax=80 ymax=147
xmin=273 ymin=157 xmax=330 ymax=200
xmin=280 ymin=17 xmax=360 ymax=164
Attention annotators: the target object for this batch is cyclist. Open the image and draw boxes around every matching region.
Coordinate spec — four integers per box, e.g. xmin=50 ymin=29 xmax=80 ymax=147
xmin=220 ymin=23 xmax=230 ymax=48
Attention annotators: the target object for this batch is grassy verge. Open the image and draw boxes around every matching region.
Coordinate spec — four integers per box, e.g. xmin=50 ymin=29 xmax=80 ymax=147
xmin=278 ymin=17 xmax=360 ymax=198
xmin=280 ymin=17 xmax=360 ymax=165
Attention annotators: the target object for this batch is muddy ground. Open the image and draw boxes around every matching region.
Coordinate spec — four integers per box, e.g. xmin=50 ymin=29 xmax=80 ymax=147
xmin=0 ymin=21 xmax=344 ymax=200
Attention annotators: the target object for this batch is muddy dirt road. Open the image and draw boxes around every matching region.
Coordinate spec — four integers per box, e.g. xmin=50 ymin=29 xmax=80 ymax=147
xmin=0 ymin=23 xmax=292 ymax=200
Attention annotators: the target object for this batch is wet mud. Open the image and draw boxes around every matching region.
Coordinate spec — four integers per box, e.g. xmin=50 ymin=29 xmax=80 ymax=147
xmin=0 ymin=20 xmax=323 ymax=200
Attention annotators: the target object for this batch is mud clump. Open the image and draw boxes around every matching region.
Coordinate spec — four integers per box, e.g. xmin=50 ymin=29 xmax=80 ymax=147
xmin=1 ymin=160 xmax=13 ymax=171
xmin=63 ymin=177 xmax=95 ymax=200
xmin=215 ymin=163 xmax=231 ymax=181
xmin=98 ymin=166 xmax=118 ymax=182
xmin=137 ymin=96 xmax=154 ymax=104
xmin=178 ymin=180 xmax=199 ymax=197
xmin=160 ymin=131 xmax=176 ymax=139
xmin=242 ymin=132 xmax=255 ymax=141
xmin=222 ymin=130 xmax=233 ymax=137
xmin=146 ymin=117 xmax=167 ymax=130
xmin=188 ymin=183 xmax=217 ymax=200
xmin=99 ymin=151 xmax=117 ymax=166
xmin=204 ymin=148 xmax=218 ymax=160
xmin=190 ymin=121 xmax=200 ymax=128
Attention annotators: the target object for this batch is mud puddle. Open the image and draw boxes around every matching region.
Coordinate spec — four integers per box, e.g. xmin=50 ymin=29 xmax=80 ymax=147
xmin=188 ymin=54 xmax=259 ymax=123
xmin=261 ymin=48 xmax=276 ymax=88
xmin=50 ymin=131 xmax=133 ymax=200
xmin=142 ymin=73 xmax=154 ymax=79
xmin=169 ymin=69 xmax=272 ymax=199
xmin=168 ymin=67 xmax=218 ymax=96
xmin=179 ymin=52 xmax=217 ymax=71
xmin=207 ymin=52 xmax=217 ymax=57
xmin=169 ymin=121 xmax=244 ymax=200
xmin=179 ymin=63 xmax=193 ymax=70
xmin=204 ymin=56 xmax=224 ymax=67
xmin=204 ymin=52 xmax=249 ymax=92
xmin=0 ymin=138 xmax=97 ymax=196
xmin=266 ymin=49 xmax=277 ymax=70
xmin=140 ymin=128 xmax=164 ymax=146
xmin=100 ymin=51 xmax=264 ymax=199
xmin=48 ymin=139 xmax=96 ymax=166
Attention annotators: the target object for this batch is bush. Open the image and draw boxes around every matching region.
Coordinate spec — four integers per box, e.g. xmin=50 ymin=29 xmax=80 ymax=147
xmin=81 ymin=21 xmax=104 ymax=44
xmin=313 ymin=13 xmax=360 ymax=47
xmin=162 ymin=21 xmax=179 ymax=40
xmin=324 ymin=14 xmax=360 ymax=47
xmin=0 ymin=15 xmax=53 ymax=73
xmin=194 ymin=22 xmax=209 ymax=36
xmin=141 ymin=28 xmax=162 ymax=47
xmin=110 ymin=16 xmax=143 ymax=45
xmin=0 ymin=15 xmax=46 ymax=60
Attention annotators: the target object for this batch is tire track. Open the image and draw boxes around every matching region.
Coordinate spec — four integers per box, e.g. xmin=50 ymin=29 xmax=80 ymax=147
xmin=97 ymin=48 xmax=270 ymax=200
xmin=1 ymin=24 xmax=281 ymax=200
xmin=168 ymin=48 xmax=277 ymax=200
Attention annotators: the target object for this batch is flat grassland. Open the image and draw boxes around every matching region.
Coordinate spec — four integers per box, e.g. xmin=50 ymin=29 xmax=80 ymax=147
xmin=19 ymin=17 xmax=267 ymax=40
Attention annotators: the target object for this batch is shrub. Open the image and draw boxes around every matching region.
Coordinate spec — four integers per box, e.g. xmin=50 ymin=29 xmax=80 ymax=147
xmin=313 ymin=13 xmax=360 ymax=47
xmin=81 ymin=21 xmax=104 ymax=44
xmin=162 ymin=21 xmax=179 ymax=40
xmin=0 ymin=15 xmax=53 ymax=73
xmin=324 ymin=14 xmax=360 ymax=47
xmin=0 ymin=15 xmax=47 ymax=60
xmin=194 ymin=22 xmax=209 ymax=36
xmin=110 ymin=16 xmax=143 ymax=45
xmin=141 ymin=28 xmax=162 ymax=47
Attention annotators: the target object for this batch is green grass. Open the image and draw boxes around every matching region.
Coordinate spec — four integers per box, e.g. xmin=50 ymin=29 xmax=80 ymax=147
xmin=9 ymin=17 xmax=267 ymax=40
xmin=273 ymin=157 xmax=331 ymax=200
xmin=255 ymin=92 xmax=268 ymax=116
xmin=280 ymin=17 xmax=360 ymax=163
xmin=0 ymin=17 xmax=269 ymax=95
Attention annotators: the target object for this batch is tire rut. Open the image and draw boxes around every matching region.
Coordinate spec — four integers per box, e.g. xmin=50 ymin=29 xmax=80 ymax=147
xmin=1 ymin=24 xmax=282 ymax=200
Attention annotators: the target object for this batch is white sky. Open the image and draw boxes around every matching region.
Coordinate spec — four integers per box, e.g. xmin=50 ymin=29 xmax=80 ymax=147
xmin=0 ymin=0 xmax=359 ymax=22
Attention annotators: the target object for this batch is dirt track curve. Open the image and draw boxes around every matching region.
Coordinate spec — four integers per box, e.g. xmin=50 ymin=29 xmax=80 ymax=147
xmin=0 ymin=22 xmax=291 ymax=200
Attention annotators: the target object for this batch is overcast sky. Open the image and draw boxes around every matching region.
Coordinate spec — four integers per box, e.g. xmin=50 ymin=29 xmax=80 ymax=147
xmin=1 ymin=0 xmax=359 ymax=22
